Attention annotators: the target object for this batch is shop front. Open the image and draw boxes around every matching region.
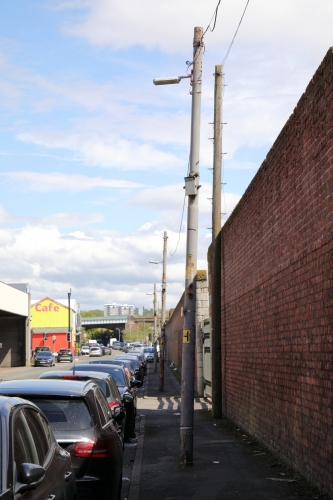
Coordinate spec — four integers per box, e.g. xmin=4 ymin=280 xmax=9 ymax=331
xmin=30 ymin=297 xmax=76 ymax=353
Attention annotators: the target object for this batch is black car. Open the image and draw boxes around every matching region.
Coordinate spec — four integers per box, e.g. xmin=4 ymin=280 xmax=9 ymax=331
xmin=34 ymin=351 xmax=55 ymax=367
xmin=39 ymin=370 xmax=126 ymax=442
xmin=89 ymin=359 xmax=139 ymax=385
xmin=115 ymin=354 xmax=145 ymax=381
xmin=33 ymin=346 xmax=51 ymax=357
xmin=71 ymin=363 xmax=139 ymax=440
xmin=128 ymin=351 xmax=147 ymax=374
xmin=57 ymin=349 xmax=73 ymax=363
xmin=0 ymin=379 xmax=123 ymax=500
xmin=0 ymin=394 xmax=76 ymax=500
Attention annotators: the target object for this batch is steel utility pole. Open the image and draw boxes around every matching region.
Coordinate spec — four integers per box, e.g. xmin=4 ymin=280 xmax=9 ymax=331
xmin=153 ymin=284 xmax=158 ymax=372
xmin=211 ymin=64 xmax=223 ymax=418
xmin=159 ymin=231 xmax=168 ymax=391
xmin=180 ymin=26 xmax=203 ymax=467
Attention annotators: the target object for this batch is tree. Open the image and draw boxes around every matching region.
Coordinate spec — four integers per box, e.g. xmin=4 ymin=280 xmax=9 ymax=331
xmin=81 ymin=310 xmax=104 ymax=317
xmin=122 ymin=322 xmax=152 ymax=343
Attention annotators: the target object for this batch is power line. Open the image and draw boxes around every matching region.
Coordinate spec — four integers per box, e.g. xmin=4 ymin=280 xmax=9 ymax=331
xmin=222 ymin=0 xmax=250 ymax=65
xmin=169 ymin=155 xmax=190 ymax=257
xmin=203 ymin=0 xmax=222 ymax=36
xmin=169 ymin=191 xmax=186 ymax=257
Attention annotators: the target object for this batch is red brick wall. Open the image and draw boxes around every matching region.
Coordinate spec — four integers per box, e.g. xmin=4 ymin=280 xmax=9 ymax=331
xmin=220 ymin=49 xmax=333 ymax=497
xmin=165 ymin=292 xmax=184 ymax=369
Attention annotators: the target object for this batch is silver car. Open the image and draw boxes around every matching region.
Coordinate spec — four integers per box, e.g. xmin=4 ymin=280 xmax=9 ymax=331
xmin=89 ymin=346 xmax=102 ymax=357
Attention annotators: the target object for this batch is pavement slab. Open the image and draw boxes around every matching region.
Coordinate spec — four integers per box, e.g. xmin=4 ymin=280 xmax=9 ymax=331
xmin=131 ymin=363 xmax=329 ymax=500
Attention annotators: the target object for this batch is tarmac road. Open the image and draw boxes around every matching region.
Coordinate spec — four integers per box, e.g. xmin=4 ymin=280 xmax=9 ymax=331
xmin=0 ymin=351 xmax=144 ymax=500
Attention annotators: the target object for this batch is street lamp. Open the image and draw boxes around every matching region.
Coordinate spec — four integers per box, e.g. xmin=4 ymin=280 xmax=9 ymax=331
xmin=153 ymin=27 xmax=203 ymax=466
xmin=153 ymin=75 xmax=190 ymax=86
xmin=149 ymin=231 xmax=168 ymax=391
xmin=115 ymin=328 xmax=121 ymax=342
xmin=146 ymin=285 xmax=158 ymax=372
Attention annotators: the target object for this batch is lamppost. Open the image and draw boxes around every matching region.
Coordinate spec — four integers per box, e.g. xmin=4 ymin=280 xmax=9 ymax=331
xmin=154 ymin=27 xmax=203 ymax=466
xmin=115 ymin=328 xmax=121 ymax=342
xmin=149 ymin=231 xmax=168 ymax=391
xmin=146 ymin=285 xmax=157 ymax=372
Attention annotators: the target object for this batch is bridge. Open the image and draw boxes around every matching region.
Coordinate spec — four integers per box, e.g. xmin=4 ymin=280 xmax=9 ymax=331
xmin=81 ymin=315 xmax=128 ymax=331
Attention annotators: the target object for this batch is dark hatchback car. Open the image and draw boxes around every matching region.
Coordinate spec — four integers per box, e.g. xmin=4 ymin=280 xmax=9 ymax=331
xmin=57 ymin=349 xmax=73 ymax=363
xmin=39 ymin=370 xmax=126 ymax=442
xmin=34 ymin=351 xmax=55 ymax=367
xmin=0 ymin=380 xmax=123 ymax=500
xmin=115 ymin=355 xmax=145 ymax=381
xmin=71 ymin=363 xmax=138 ymax=440
xmin=89 ymin=359 xmax=139 ymax=386
xmin=0 ymin=394 xmax=76 ymax=500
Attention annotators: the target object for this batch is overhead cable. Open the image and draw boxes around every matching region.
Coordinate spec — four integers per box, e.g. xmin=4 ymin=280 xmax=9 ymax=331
xmin=222 ymin=0 xmax=250 ymax=65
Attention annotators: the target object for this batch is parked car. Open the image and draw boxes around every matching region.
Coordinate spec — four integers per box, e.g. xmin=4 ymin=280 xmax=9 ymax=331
xmin=143 ymin=346 xmax=155 ymax=362
xmin=129 ymin=351 xmax=147 ymax=373
xmin=90 ymin=359 xmax=139 ymax=386
xmin=0 ymin=379 xmax=123 ymax=500
xmin=115 ymin=354 xmax=145 ymax=380
xmin=89 ymin=346 xmax=102 ymax=357
xmin=0 ymin=394 xmax=76 ymax=500
xmin=39 ymin=370 xmax=126 ymax=442
xmin=112 ymin=342 xmax=122 ymax=350
xmin=33 ymin=346 xmax=51 ymax=357
xmin=81 ymin=345 xmax=90 ymax=356
xmin=97 ymin=343 xmax=106 ymax=355
xmin=70 ymin=363 xmax=139 ymax=440
xmin=57 ymin=348 xmax=73 ymax=363
xmin=34 ymin=351 xmax=55 ymax=367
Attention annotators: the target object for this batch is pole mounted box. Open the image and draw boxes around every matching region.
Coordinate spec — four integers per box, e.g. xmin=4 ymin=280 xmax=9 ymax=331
xmin=184 ymin=176 xmax=197 ymax=196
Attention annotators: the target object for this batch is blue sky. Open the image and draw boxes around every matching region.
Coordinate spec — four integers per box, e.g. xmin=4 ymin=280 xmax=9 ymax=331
xmin=1 ymin=0 xmax=333 ymax=310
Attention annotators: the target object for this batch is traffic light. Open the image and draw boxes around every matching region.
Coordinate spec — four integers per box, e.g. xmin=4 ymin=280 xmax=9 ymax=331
xmin=67 ymin=333 xmax=71 ymax=342
xmin=43 ymin=333 xmax=48 ymax=341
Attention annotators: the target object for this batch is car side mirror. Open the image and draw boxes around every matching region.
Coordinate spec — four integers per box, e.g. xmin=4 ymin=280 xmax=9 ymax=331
xmin=114 ymin=409 xmax=126 ymax=422
xmin=123 ymin=393 xmax=134 ymax=404
xmin=15 ymin=463 xmax=45 ymax=494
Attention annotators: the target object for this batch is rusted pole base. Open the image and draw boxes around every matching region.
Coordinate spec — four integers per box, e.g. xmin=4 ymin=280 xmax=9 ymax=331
xmin=180 ymin=426 xmax=193 ymax=467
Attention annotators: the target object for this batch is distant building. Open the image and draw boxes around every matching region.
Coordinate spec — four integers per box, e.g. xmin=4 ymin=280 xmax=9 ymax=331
xmin=104 ymin=303 xmax=134 ymax=317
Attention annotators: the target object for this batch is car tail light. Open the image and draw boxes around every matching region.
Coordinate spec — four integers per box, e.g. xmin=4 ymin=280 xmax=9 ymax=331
xmin=63 ymin=375 xmax=83 ymax=379
xmin=71 ymin=439 xmax=113 ymax=458
xmin=108 ymin=401 xmax=120 ymax=414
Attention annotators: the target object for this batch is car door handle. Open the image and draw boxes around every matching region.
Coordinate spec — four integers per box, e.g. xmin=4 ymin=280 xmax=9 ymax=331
xmin=46 ymin=495 xmax=56 ymax=500
xmin=64 ymin=471 xmax=73 ymax=481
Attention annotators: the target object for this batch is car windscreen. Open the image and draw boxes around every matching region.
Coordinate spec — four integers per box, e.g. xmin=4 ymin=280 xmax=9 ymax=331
xmin=117 ymin=357 xmax=139 ymax=369
xmin=37 ymin=353 xmax=53 ymax=358
xmin=144 ymin=348 xmax=154 ymax=353
xmin=73 ymin=365 xmax=126 ymax=386
xmin=29 ymin=398 xmax=93 ymax=431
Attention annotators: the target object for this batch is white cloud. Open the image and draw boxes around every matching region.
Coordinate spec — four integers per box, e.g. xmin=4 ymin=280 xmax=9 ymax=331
xmin=0 ymin=171 xmax=146 ymax=192
xmin=17 ymin=129 xmax=184 ymax=171
xmin=0 ymin=203 xmax=103 ymax=229
xmin=0 ymin=224 xmax=192 ymax=309
xmin=62 ymin=0 xmax=333 ymax=58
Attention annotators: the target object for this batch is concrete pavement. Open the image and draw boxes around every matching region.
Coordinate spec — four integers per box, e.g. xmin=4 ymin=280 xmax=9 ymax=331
xmin=130 ymin=363 xmax=328 ymax=500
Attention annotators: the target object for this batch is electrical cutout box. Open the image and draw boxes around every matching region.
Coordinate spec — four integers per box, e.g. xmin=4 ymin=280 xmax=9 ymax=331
xmin=184 ymin=176 xmax=196 ymax=196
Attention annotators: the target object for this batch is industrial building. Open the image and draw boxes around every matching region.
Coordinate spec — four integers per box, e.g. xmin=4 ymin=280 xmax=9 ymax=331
xmin=0 ymin=282 xmax=31 ymax=367
xmin=104 ymin=303 xmax=134 ymax=317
